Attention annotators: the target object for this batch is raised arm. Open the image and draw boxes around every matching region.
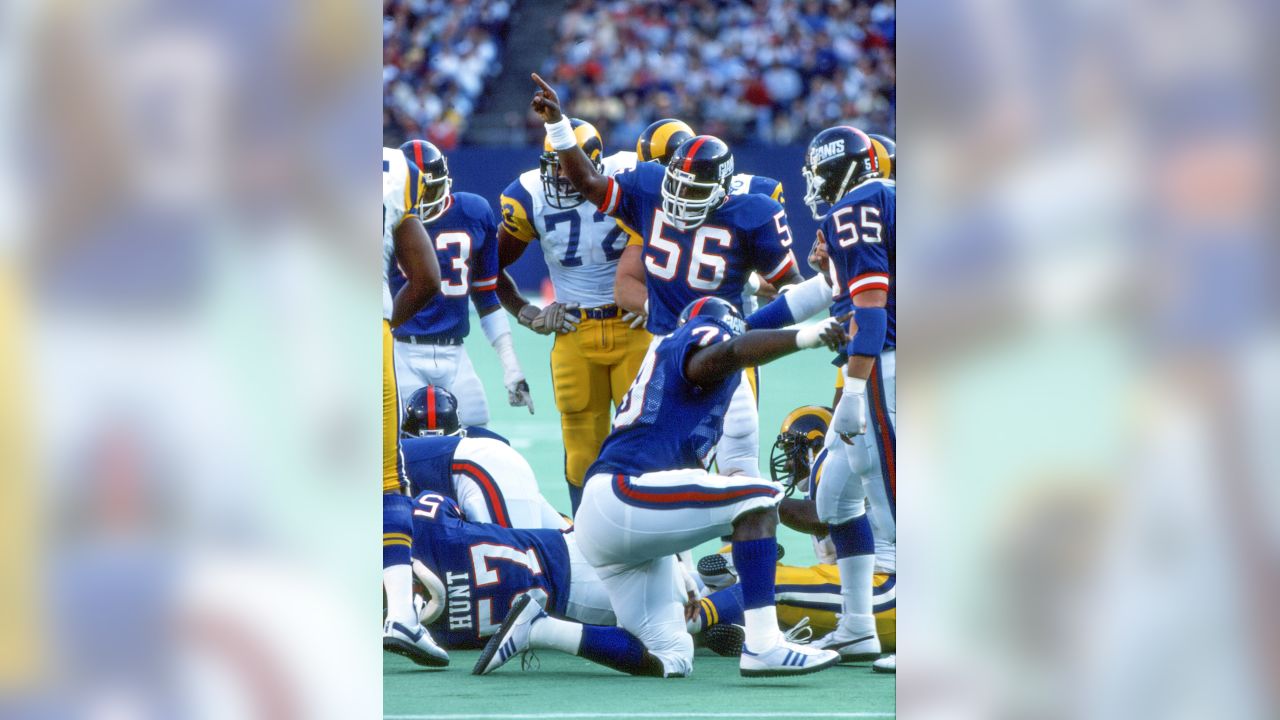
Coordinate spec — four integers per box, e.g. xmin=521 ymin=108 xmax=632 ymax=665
xmin=530 ymin=73 xmax=611 ymax=207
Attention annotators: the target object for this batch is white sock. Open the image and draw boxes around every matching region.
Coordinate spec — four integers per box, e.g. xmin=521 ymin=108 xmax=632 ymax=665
xmin=835 ymin=554 xmax=876 ymax=634
xmin=384 ymin=564 xmax=417 ymax=626
xmin=744 ymin=606 xmax=783 ymax=650
xmin=528 ymin=614 xmax=584 ymax=654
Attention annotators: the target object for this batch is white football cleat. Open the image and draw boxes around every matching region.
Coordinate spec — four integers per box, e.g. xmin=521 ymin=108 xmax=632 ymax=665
xmin=812 ymin=617 xmax=881 ymax=662
xmin=872 ymin=654 xmax=896 ymax=674
xmin=473 ymin=592 xmax=545 ymax=675
xmin=740 ymin=639 xmax=839 ymax=678
xmin=383 ymin=619 xmax=449 ymax=667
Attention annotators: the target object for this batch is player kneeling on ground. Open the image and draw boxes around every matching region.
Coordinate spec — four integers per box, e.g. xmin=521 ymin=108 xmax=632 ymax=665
xmin=475 ymin=297 xmax=846 ymax=679
xmin=401 ymin=385 xmax=567 ymax=530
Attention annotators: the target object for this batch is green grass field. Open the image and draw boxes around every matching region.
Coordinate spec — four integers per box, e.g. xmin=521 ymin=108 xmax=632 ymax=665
xmin=385 ymin=326 xmax=895 ymax=719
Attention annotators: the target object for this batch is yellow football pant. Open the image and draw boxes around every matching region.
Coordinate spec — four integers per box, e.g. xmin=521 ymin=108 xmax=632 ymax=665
xmin=773 ymin=563 xmax=896 ymax=652
xmin=550 ymin=315 xmax=651 ymax=487
xmin=383 ymin=320 xmax=406 ymax=494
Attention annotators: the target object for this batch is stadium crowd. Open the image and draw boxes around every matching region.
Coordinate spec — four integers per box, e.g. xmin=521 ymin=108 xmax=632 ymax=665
xmin=544 ymin=0 xmax=895 ymax=148
xmin=383 ymin=0 xmax=514 ymax=149
xmin=383 ymin=0 xmax=894 ymax=148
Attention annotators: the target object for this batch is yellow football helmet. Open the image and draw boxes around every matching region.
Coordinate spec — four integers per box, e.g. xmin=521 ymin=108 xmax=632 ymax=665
xmin=769 ymin=405 xmax=832 ymax=494
xmin=542 ymin=118 xmax=604 ymax=208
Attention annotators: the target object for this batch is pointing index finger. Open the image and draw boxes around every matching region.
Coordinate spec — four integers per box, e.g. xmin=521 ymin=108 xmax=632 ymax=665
xmin=531 ymin=72 xmax=554 ymax=94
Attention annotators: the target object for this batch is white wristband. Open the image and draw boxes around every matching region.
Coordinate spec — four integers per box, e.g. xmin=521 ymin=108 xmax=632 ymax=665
xmin=544 ymin=117 xmax=577 ymax=151
xmin=795 ymin=317 xmax=837 ymax=349
xmin=480 ymin=309 xmax=513 ymax=346
xmin=843 ymin=375 xmax=868 ymax=395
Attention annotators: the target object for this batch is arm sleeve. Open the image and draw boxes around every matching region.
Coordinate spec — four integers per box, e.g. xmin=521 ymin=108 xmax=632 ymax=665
xmin=843 ymin=243 xmax=890 ymax=299
xmin=498 ymin=180 xmax=538 ymax=242
xmin=604 ymin=163 xmax=651 ymax=230
xmin=745 ymin=272 xmax=834 ymax=329
xmin=470 ymin=205 xmax=500 ymax=312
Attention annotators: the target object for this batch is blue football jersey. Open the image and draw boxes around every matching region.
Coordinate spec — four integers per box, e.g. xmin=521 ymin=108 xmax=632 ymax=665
xmin=401 ymin=435 xmax=461 ymax=498
xmin=605 ymin=162 xmax=798 ymax=335
xmin=389 ymin=192 xmax=500 ymax=340
xmin=411 ymin=493 xmax=571 ymax=648
xmin=586 ymin=315 xmax=741 ymax=478
xmin=820 ymin=179 xmax=895 ymax=351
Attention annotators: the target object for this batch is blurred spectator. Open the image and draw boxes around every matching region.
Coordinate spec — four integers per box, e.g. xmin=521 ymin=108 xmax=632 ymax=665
xmin=539 ymin=0 xmax=895 ymax=148
xmin=383 ymin=0 xmax=514 ymax=148
xmin=383 ymin=0 xmax=894 ymax=148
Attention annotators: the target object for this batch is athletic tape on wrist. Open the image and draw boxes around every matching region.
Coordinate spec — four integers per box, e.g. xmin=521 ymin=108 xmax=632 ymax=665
xmin=544 ymin=117 xmax=577 ymax=151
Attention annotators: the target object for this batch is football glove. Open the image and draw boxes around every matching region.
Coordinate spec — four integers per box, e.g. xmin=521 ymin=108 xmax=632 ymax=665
xmin=507 ymin=379 xmax=535 ymax=414
xmin=830 ymin=376 xmax=868 ymax=438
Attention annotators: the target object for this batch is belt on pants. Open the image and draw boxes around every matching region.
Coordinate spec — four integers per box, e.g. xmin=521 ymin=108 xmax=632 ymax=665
xmin=395 ymin=334 xmax=464 ymax=346
xmin=570 ymin=304 xmax=620 ymax=320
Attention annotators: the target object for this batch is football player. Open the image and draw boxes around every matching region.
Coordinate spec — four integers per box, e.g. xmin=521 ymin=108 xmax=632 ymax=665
xmin=530 ymin=74 xmax=803 ymax=480
xmin=399 ymin=385 xmax=567 ymax=530
xmin=410 ymin=493 xmax=619 ymax=651
xmin=493 ymin=119 xmax=649 ymax=513
xmin=475 ymin=296 xmax=847 ymax=679
xmin=635 ymin=118 xmax=786 ymax=204
xmin=806 ymin=133 xmax=896 ymax=576
xmin=686 ymin=406 xmax=896 ymax=657
xmin=391 ymin=140 xmax=533 ymax=427
xmin=381 ymin=146 xmax=447 ymax=667
xmin=869 ymin=134 xmax=896 ymax=181
xmin=800 ymin=126 xmax=896 ymax=661
xmin=633 ymin=117 xmax=788 ymax=317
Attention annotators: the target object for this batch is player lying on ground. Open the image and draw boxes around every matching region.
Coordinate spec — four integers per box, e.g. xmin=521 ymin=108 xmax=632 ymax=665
xmin=475 ymin=296 xmax=848 ymax=679
xmin=684 ymin=406 xmax=896 ymax=664
xmin=399 ymin=385 xmax=567 ymax=530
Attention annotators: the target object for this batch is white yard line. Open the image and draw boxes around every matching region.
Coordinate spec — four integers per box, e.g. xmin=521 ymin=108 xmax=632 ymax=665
xmin=387 ymin=713 xmax=894 ymax=719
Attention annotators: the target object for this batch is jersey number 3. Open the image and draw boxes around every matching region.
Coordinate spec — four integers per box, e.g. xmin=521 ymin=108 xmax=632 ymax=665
xmin=434 ymin=231 xmax=472 ymax=296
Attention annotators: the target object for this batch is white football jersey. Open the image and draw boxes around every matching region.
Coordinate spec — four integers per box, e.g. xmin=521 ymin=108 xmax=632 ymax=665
xmin=382 ymin=147 xmax=420 ymax=320
xmin=499 ymin=151 xmax=638 ymax=308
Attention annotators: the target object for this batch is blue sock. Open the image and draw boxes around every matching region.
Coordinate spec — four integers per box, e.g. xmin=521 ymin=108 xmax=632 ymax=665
xmin=383 ymin=493 xmax=413 ymax=568
xmin=703 ymin=585 xmax=746 ymax=627
xmin=567 ymin=482 xmax=583 ymax=516
xmin=580 ymin=625 xmax=662 ymax=676
xmin=828 ymin=513 xmax=875 ymax=559
xmin=731 ymin=537 xmax=778 ymax=610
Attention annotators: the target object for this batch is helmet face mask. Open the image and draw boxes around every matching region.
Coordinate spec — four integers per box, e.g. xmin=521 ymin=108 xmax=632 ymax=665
xmin=769 ymin=430 xmax=821 ymax=494
xmin=541 ymin=118 xmax=605 ymax=209
xmin=768 ymin=406 xmax=833 ymax=494
xmin=419 ymin=164 xmax=452 ymax=223
xmin=802 ymin=127 xmax=880 ymax=220
xmin=400 ymin=140 xmax=452 ymax=223
xmin=661 ymin=135 xmax=734 ymax=232
xmin=661 ymin=167 xmax=726 ymax=231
